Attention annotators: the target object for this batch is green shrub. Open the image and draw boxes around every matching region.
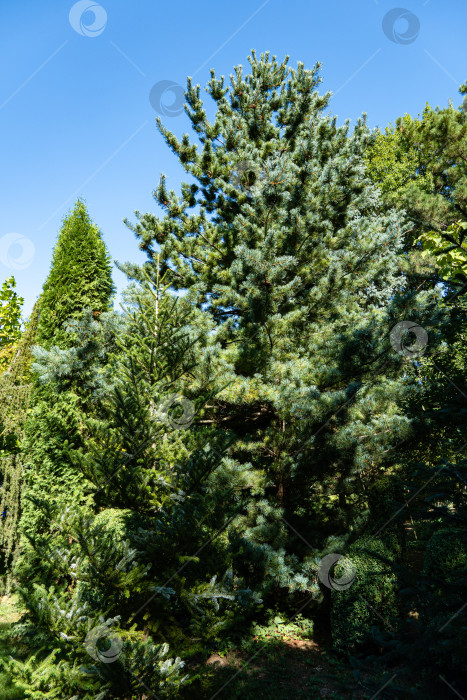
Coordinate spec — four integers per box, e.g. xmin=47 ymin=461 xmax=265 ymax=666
xmin=424 ymin=527 xmax=467 ymax=580
xmin=367 ymin=476 xmax=405 ymax=555
xmin=331 ymin=536 xmax=398 ymax=652
xmin=409 ymin=518 xmax=440 ymax=544
xmin=411 ymin=527 xmax=467 ymax=685
xmin=92 ymin=507 xmax=145 ymax=545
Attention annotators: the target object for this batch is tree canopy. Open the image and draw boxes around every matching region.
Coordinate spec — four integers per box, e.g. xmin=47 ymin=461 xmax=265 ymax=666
xmin=0 ymin=52 xmax=465 ymax=700
xmin=36 ymin=199 xmax=115 ymax=349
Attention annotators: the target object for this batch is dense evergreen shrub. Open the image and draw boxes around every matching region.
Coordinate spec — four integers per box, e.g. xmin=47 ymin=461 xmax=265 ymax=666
xmin=424 ymin=527 xmax=467 ymax=580
xmin=366 ymin=475 xmax=406 ymax=555
xmin=331 ymin=536 xmax=398 ymax=652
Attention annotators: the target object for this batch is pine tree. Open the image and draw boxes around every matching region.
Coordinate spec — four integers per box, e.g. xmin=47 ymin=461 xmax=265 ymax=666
xmin=122 ymin=52 xmax=442 ymax=601
xmin=36 ymin=199 xmax=115 ymax=349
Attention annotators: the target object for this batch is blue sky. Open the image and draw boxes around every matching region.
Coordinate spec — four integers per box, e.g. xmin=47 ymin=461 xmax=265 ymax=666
xmin=1 ymin=0 xmax=466 ymax=317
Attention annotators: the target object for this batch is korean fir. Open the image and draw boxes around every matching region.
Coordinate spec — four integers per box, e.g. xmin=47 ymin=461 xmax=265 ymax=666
xmin=7 ymin=262 xmax=260 ymax=698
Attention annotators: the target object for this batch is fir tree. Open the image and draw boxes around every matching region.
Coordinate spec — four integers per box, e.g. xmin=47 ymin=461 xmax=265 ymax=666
xmin=36 ymin=199 xmax=115 ymax=349
xmin=9 ymin=264 xmax=259 ymax=698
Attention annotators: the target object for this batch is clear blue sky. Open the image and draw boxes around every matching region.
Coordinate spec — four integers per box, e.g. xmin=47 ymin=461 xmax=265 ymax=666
xmin=1 ymin=0 xmax=466 ymax=317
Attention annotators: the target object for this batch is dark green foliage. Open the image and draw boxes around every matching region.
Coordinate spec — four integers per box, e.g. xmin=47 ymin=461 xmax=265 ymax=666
xmin=10 ymin=268 xmax=261 ymax=697
xmin=362 ymin=88 xmax=467 ymax=696
xmin=359 ymin=457 xmax=467 ymax=698
xmin=424 ymin=527 xmax=467 ymax=580
xmin=330 ymin=537 xmax=398 ymax=653
xmin=36 ymin=199 xmax=115 ymax=349
xmin=15 ymin=391 xmax=92 ymax=587
xmin=366 ymin=475 xmax=406 ymax=555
